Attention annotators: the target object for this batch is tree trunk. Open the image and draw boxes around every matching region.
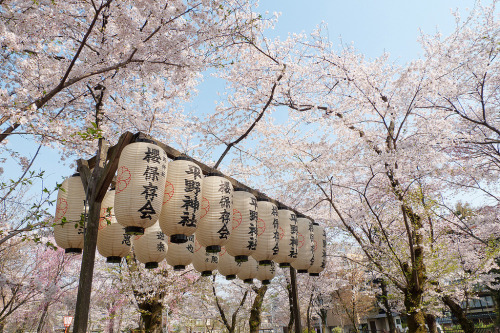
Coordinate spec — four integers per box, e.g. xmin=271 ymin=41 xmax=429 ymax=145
xmin=287 ymin=282 xmax=294 ymax=333
xmin=403 ymin=287 xmax=426 ymax=333
xmin=36 ymin=303 xmax=50 ymax=333
xmin=249 ymin=285 xmax=268 ymax=333
xmin=138 ymin=299 xmax=163 ymax=333
xmin=442 ymin=295 xmax=474 ymax=333
xmin=425 ymin=314 xmax=437 ymax=333
xmin=319 ymin=308 xmax=328 ymax=333
xmin=307 ymin=291 xmax=314 ymax=332
xmin=380 ymin=279 xmax=396 ymax=333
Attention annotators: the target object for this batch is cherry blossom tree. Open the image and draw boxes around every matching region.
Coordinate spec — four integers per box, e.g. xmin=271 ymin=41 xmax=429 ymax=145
xmin=0 ymin=0 xmax=274 ymax=156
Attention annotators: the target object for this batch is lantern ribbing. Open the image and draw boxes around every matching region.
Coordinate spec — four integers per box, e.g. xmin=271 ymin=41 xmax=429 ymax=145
xmin=114 ymin=141 xmax=167 ymax=235
xmin=251 ymin=200 xmax=279 ymax=265
xmin=133 ymin=223 xmax=168 ymax=269
xmin=195 ymin=175 xmax=233 ymax=253
xmin=291 ymin=217 xmax=315 ymax=273
xmin=97 ymin=190 xmax=131 ymax=262
xmin=54 ymin=175 xmax=85 ymax=253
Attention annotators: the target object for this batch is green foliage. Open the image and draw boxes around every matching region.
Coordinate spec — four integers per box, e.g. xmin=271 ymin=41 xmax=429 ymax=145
xmin=74 ymin=122 xmax=103 ymax=141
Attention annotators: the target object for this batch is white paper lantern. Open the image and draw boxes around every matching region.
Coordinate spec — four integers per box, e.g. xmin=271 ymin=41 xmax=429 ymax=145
xmin=309 ymin=224 xmax=326 ymax=276
xmin=159 ymin=157 xmax=203 ymax=243
xmin=115 ymin=140 xmax=167 ymax=235
xmin=291 ymin=217 xmax=315 ymax=273
xmin=195 ymin=174 xmax=233 ymax=253
xmin=274 ymin=208 xmax=298 ymax=267
xmin=192 ymin=237 xmax=218 ymax=276
xmin=166 ymin=234 xmax=194 ymax=271
xmin=217 ymin=246 xmax=241 ymax=280
xmin=237 ymin=256 xmax=259 ymax=284
xmin=133 ymin=223 xmax=167 ymax=269
xmin=97 ymin=190 xmax=131 ymax=263
xmin=54 ymin=174 xmax=85 ymax=254
xmin=225 ymin=189 xmax=257 ymax=262
xmin=251 ymin=200 xmax=279 ymax=265
xmin=256 ymin=261 xmax=276 ymax=285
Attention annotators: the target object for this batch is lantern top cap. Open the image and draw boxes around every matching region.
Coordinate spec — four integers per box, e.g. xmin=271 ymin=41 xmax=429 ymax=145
xmin=277 ymin=203 xmax=289 ymax=210
xmin=312 ymin=222 xmax=319 ymax=226
xmin=257 ymin=197 xmax=270 ymax=202
xmin=174 ymin=155 xmax=193 ymax=161
xmin=234 ymin=187 xmax=249 ymax=192
xmin=71 ymin=172 xmax=80 ymax=177
xmin=296 ymin=213 xmax=307 ymax=218
xmin=135 ymin=137 xmax=156 ymax=144
xmin=205 ymin=171 xmax=223 ymax=177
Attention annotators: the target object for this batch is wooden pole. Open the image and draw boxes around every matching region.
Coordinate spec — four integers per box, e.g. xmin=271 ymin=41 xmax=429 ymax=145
xmin=290 ymin=266 xmax=301 ymax=333
xmin=72 ymin=133 xmax=134 ymax=333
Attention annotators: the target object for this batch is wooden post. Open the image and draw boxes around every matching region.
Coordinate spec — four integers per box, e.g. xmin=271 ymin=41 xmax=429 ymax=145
xmin=290 ymin=266 xmax=301 ymax=333
xmin=72 ymin=133 xmax=134 ymax=333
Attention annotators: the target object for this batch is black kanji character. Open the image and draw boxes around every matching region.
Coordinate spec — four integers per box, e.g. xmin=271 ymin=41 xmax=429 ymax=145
xmin=182 ymin=195 xmax=200 ymax=213
xmin=217 ymin=223 xmax=230 ymax=239
xmin=122 ymin=234 xmax=131 ymax=246
xmin=141 ymin=182 xmax=158 ymax=201
xmin=184 ymin=179 xmax=201 ymax=194
xmin=138 ymin=200 xmax=156 ymax=219
xmin=156 ymin=231 xmax=165 ymax=240
xmin=219 ymin=196 xmax=231 ymax=209
xmin=143 ymin=166 xmax=160 ymax=181
xmin=187 ymin=244 xmax=194 ymax=253
xmin=271 ymin=206 xmax=278 ymax=216
xmin=143 ymin=147 xmax=161 ymax=164
xmin=157 ymin=242 xmax=166 ymax=252
xmin=290 ymin=213 xmax=297 ymax=223
xmin=250 ymin=197 xmax=257 ymax=210
xmin=179 ymin=211 xmax=196 ymax=227
xmin=247 ymin=240 xmax=256 ymax=250
xmin=185 ymin=165 xmax=201 ymax=180
xmin=218 ymin=181 xmax=231 ymax=194
xmin=249 ymin=210 xmax=257 ymax=221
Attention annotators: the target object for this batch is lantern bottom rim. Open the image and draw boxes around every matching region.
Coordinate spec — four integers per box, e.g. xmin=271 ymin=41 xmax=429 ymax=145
xmin=65 ymin=248 xmax=82 ymax=254
xmin=309 ymin=273 xmax=320 ymax=277
xmin=173 ymin=265 xmax=186 ymax=271
xmin=225 ymin=275 xmax=236 ymax=280
xmin=201 ymin=271 xmax=212 ymax=276
xmin=125 ymin=226 xmax=144 ymax=235
xmin=106 ymin=256 xmax=122 ymax=263
xmin=262 ymin=279 xmax=271 ymax=285
xmin=235 ymin=255 xmax=248 ymax=263
xmin=206 ymin=245 xmax=221 ymax=253
xmin=259 ymin=260 xmax=272 ymax=266
xmin=278 ymin=263 xmax=290 ymax=268
xmin=145 ymin=262 xmax=158 ymax=269
xmin=170 ymin=234 xmax=188 ymax=244
xmin=297 ymin=269 xmax=308 ymax=273
xmin=243 ymin=278 xmax=253 ymax=284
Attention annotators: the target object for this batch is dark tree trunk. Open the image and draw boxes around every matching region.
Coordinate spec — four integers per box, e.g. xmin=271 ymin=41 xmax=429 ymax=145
xmin=380 ymin=279 xmax=396 ymax=333
xmin=307 ymin=291 xmax=314 ymax=332
xmin=442 ymin=295 xmax=474 ymax=333
xmin=319 ymin=309 xmax=328 ymax=333
xmin=287 ymin=282 xmax=294 ymax=333
xmin=249 ymin=285 xmax=268 ymax=333
xmin=36 ymin=303 xmax=50 ymax=333
xmin=138 ymin=299 xmax=163 ymax=333
xmin=403 ymin=284 xmax=426 ymax=333
xmin=425 ymin=314 xmax=437 ymax=333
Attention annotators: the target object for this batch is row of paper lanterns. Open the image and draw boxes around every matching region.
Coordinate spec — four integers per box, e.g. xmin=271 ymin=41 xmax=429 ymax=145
xmin=53 ymin=141 xmax=327 ymax=282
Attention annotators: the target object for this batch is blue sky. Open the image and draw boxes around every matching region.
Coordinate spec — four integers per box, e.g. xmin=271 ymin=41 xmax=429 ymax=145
xmin=5 ymin=0 xmax=487 ymax=212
